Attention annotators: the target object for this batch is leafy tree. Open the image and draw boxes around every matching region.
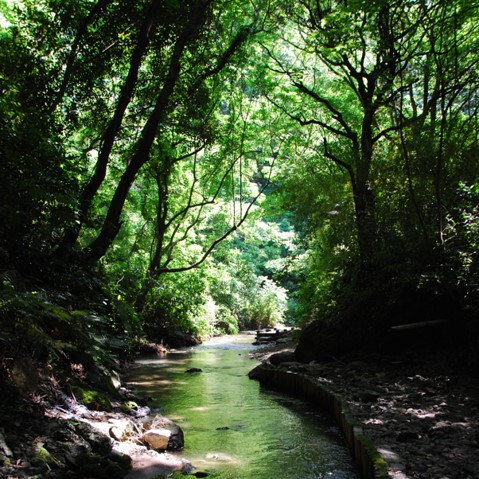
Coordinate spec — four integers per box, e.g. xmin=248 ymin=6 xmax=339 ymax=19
xmin=263 ymin=1 xmax=478 ymax=278
xmin=2 ymin=0 xmax=479 ymax=373
xmin=265 ymin=1 xmax=410 ymax=273
xmin=0 ymin=1 xmax=75 ymax=268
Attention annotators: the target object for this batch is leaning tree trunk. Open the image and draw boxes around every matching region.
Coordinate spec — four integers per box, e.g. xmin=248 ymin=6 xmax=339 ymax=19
xmin=83 ymin=2 xmax=210 ymax=263
xmin=54 ymin=0 xmax=159 ymax=258
xmin=134 ymin=169 xmax=169 ymax=312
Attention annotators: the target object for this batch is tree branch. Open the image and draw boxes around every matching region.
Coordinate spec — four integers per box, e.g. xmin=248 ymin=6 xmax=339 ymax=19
xmin=157 ymin=157 xmax=276 ymax=275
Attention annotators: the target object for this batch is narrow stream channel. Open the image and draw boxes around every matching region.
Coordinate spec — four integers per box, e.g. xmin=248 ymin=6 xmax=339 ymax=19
xmin=127 ymin=334 xmax=359 ymax=479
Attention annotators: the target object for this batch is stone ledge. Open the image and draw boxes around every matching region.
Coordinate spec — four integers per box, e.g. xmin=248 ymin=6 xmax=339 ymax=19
xmin=249 ymin=364 xmax=390 ymax=479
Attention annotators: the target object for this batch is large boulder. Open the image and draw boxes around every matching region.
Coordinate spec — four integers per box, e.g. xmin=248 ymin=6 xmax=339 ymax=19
xmin=144 ymin=415 xmax=184 ymax=450
xmin=141 ymin=429 xmax=171 ymax=450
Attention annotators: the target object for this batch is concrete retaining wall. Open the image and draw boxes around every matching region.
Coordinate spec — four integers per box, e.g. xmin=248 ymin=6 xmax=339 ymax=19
xmin=250 ymin=365 xmax=390 ymax=479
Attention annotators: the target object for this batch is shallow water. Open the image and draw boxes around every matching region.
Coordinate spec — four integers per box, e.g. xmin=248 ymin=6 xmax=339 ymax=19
xmin=127 ymin=334 xmax=359 ymax=479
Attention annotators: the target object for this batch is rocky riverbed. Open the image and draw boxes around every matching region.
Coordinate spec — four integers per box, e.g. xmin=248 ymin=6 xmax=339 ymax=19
xmin=0 ymin=381 xmax=194 ymax=479
xmin=254 ymin=346 xmax=479 ymax=479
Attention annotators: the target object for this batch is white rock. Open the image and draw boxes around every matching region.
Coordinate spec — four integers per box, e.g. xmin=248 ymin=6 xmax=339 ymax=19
xmin=0 ymin=432 xmax=13 ymax=457
xmin=108 ymin=418 xmax=137 ymax=441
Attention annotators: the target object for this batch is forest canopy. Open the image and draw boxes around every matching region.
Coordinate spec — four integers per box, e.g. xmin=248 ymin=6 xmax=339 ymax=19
xmin=1 ymin=0 xmax=479 ymax=372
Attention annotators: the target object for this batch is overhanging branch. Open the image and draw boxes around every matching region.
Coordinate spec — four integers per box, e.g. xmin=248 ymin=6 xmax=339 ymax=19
xmin=156 ymin=157 xmax=276 ymax=275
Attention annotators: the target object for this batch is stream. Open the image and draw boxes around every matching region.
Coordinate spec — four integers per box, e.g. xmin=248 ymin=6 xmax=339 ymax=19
xmin=127 ymin=334 xmax=359 ymax=479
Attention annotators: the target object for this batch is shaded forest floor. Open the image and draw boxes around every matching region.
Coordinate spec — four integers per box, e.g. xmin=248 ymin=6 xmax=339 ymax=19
xmin=255 ymin=344 xmax=479 ymax=479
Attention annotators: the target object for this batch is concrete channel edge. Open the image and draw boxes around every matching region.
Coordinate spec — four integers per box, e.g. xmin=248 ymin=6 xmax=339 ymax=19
xmin=249 ymin=364 xmax=390 ymax=479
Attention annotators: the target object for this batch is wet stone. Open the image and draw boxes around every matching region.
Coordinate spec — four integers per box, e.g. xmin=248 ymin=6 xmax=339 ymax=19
xmin=186 ymin=368 xmax=203 ymax=373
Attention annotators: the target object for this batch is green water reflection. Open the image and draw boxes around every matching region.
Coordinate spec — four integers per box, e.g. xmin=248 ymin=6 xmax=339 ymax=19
xmin=128 ymin=335 xmax=359 ymax=479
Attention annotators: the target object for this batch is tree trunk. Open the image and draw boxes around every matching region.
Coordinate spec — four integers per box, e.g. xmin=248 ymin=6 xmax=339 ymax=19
xmin=354 ymin=109 xmax=378 ymax=274
xmin=352 ymin=180 xmax=378 ymax=274
xmin=84 ymin=1 xmax=210 ymax=263
xmin=54 ymin=0 xmax=159 ymax=258
xmin=135 ymin=168 xmax=169 ymax=312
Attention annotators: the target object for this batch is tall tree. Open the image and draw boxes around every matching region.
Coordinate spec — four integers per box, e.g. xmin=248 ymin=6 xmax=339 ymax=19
xmin=54 ymin=0 xmax=162 ymax=256
xmin=265 ymin=0 xmax=479 ymax=279
xmin=47 ymin=0 xmax=272 ymax=267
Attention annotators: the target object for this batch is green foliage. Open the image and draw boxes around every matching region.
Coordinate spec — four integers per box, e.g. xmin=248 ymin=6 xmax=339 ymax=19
xmin=141 ymin=269 xmax=210 ymax=340
xmin=439 ymin=181 xmax=479 ymax=298
xmin=258 ymin=0 xmax=479 ymax=338
xmin=241 ymin=276 xmax=288 ymax=329
xmin=0 ymin=267 xmax=134 ymax=397
xmin=207 ymin=215 xmax=299 ymax=330
xmin=130 ymin=202 xmax=299 ymax=340
xmin=1 ymin=0 xmax=479 ymax=374
xmin=0 ymin=1 xmax=80 ymax=262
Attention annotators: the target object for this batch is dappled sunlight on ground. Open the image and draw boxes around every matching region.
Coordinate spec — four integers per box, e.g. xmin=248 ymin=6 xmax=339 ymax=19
xmin=276 ymin=354 xmax=479 ymax=479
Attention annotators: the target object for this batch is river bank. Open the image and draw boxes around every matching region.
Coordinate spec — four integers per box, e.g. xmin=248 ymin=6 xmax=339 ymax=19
xmin=2 ymin=335 xmax=478 ymax=479
xmin=0 ymin=334 xmax=355 ymax=479
xmin=0 ymin=378 xmax=195 ymax=479
xmin=252 ymin=344 xmax=479 ymax=479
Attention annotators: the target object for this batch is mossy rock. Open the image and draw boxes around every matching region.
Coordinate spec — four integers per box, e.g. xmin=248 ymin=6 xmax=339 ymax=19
xmin=73 ymin=387 xmax=112 ymax=411
xmin=120 ymin=400 xmax=140 ymax=413
xmin=34 ymin=443 xmax=59 ymax=468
